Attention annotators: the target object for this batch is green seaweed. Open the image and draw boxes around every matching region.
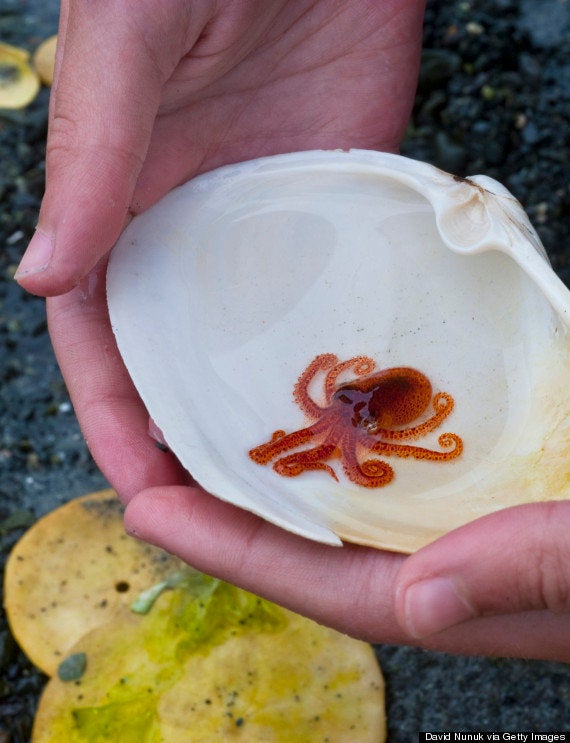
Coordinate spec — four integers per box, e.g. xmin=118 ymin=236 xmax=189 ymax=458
xmin=71 ymin=697 xmax=159 ymax=743
xmin=63 ymin=571 xmax=285 ymax=741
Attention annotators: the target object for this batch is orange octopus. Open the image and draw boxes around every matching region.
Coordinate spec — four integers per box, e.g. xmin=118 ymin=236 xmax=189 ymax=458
xmin=249 ymin=353 xmax=463 ymax=488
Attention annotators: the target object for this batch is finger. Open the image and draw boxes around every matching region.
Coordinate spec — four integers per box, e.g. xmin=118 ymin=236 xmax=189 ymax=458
xmin=395 ymin=501 xmax=570 ymax=637
xmin=46 ymin=0 xmax=68 ymax=106
xmin=125 ymin=487 xmax=570 ymax=660
xmin=15 ymin=0 xmax=205 ymax=296
xmin=46 ymin=260 xmax=188 ymax=500
xmin=124 ymin=484 xmax=409 ymax=643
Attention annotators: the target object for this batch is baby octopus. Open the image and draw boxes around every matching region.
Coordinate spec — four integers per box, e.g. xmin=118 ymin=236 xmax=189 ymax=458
xmin=249 ymin=353 xmax=463 ymax=488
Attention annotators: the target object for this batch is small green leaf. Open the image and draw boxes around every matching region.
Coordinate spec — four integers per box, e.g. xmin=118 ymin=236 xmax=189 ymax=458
xmin=130 ymin=569 xmax=193 ymax=614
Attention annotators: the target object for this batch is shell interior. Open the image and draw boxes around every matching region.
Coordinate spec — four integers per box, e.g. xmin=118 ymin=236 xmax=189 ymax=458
xmin=107 ymin=150 xmax=570 ymax=552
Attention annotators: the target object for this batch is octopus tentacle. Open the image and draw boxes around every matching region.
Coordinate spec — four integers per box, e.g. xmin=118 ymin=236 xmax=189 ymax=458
xmin=370 ymin=391 xmax=455 ymax=440
xmin=340 ymin=438 xmax=394 ymax=488
xmin=324 ymin=355 xmax=376 ymax=403
xmin=369 ymin=431 xmax=463 ymax=460
xmin=293 ymin=353 xmax=338 ymax=418
xmin=248 ymin=418 xmax=330 ymax=465
xmin=358 ymin=459 xmax=394 ymax=487
xmin=273 ymin=443 xmax=339 ymax=481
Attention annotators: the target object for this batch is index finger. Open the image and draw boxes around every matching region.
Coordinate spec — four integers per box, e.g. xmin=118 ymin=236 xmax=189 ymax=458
xmin=16 ymin=0 xmax=207 ymax=295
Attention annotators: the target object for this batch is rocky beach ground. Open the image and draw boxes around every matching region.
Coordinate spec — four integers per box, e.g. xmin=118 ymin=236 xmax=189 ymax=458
xmin=1 ymin=0 xmax=569 ymax=740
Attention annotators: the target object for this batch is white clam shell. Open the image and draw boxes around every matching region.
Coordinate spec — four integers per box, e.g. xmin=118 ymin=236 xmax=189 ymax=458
xmin=107 ymin=150 xmax=570 ymax=552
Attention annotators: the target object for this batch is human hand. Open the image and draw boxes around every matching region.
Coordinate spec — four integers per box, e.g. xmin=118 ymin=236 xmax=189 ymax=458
xmin=17 ymin=0 xmax=570 ymax=663
xmin=15 ymin=1 xmax=426 ymax=511
xmin=16 ymin=0 xmax=426 ymax=503
xmin=15 ymin=0 xmax=425 ymax=294
xmin=122 ymin=486 xmax=570 ymax=663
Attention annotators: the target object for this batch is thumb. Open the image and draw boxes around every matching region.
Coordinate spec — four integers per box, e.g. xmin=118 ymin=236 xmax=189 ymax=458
xmin=15 ymin=1 xmax=175 ymax=295
xmin=395 ymin=501 xmax=570 ymax=638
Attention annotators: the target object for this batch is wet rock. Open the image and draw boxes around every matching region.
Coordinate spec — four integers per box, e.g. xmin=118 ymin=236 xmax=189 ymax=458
xmin=519 ymin=0 xmax=570 ymax=49
xmin=418 ymin=49 xmax=462 ymax=90
xmin=433 ymin=130 xmax=467 ymax=172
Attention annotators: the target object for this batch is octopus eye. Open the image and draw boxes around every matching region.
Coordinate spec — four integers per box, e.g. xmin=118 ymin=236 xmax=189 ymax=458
xmin=363 ymin=419 xmax=379 ymax=434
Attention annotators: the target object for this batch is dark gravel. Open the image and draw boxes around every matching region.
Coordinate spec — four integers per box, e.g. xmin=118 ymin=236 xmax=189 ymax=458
xmin=1 ymin=0 xmax=569 ymax=740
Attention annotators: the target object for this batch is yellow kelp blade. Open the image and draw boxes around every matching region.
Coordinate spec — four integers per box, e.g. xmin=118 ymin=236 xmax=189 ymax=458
xmin=4 ymin=489 xmax=185 ymax=675
xmin=33 ymin=574 xmax=386 ymax=742
xmin=0 ymin=41 xmax=40 ymax=108
xmin=158 ymin=613 xmax=385 ymax=742
xmin=33 ymin=35 xmax=57 ymax=86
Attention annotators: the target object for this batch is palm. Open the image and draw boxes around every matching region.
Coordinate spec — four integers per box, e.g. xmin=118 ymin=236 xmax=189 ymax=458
xmin=124 ymin=0 xmax=425 ymax=211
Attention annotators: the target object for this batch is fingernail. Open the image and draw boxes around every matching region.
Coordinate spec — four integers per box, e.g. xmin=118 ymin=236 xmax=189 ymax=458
xmin=14 ymin=229 xmax=54 ymax=280
xmin=403 ymin=577 xmax=475 ymax=638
